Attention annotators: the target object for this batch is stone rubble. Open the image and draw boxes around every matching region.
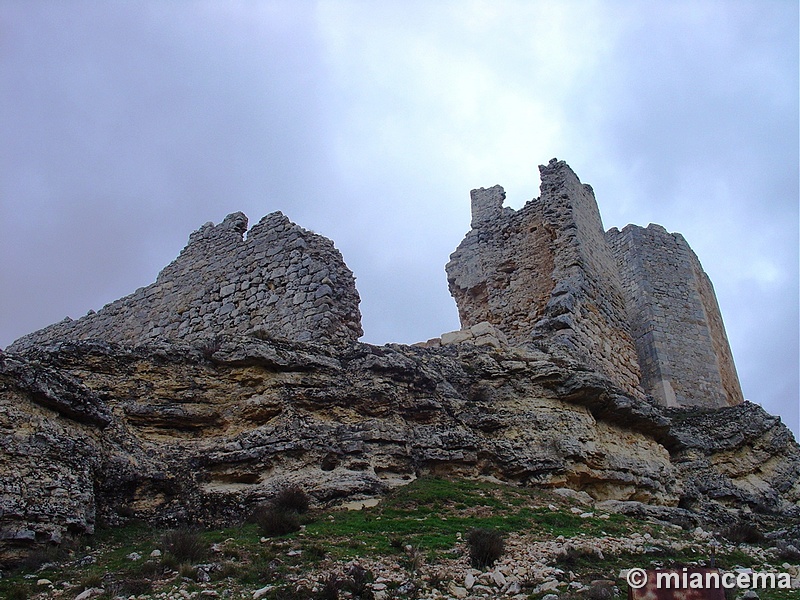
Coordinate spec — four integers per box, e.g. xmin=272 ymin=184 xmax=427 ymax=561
xmin=22 ymin=525 xmax=796 ymax=599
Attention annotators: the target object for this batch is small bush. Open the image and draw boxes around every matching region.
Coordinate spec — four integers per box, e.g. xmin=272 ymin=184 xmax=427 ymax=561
xmin=162 ymin=528 xmax=208 ymax=563
xmin=401 ymin=545 xmax=423 ymax=573
xmin=273 ymin=486 xmax=310 ymax=514
xmin=119 ymin=578 xmax=153 ymax=595
xmin=78 ymin=573 xmax=103 ymax=590
xmin=318 ymin=573 xmax=342 ymax=600
xmin=343 ymin=564 xmax=374 ymax=599
xmin=254 ymin=506 xmax=301 ymax=537
xmin=304 ymin=543 xmax=327 ymax=561
xmin=161 ymin=552 xmax=180 ymax=571
xmin=467 ymin=528 xmax=504 ymax=569
xmin=720 ymin=523 xmax=764 ymax=544
xmin=130 ymin=558 xmax=164 ymax=579
xmin=5 ymin=583 xmax=31 ymax=600
xmin=178 ymin=562 xmax=197 ymax=579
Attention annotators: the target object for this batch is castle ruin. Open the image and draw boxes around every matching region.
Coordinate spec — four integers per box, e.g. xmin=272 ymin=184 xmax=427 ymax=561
xmin=7 ymin=211 xmax=362 ymax=351
xmin=8 ymin=159 xmax=743 ymax=410
xmin=446 ymin=159 xmax=743 ymax=408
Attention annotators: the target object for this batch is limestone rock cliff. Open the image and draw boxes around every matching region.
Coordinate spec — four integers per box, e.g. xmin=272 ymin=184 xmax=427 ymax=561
xmin=1 ymin=339 xmax=798 ymax=566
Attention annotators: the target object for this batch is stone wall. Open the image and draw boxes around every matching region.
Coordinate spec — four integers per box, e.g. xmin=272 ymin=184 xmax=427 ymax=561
xmin=7 ymin=159 xmax=744 ymax=411
xmin=532 ymin=160 xmax=642 ymax=396
xmin=446 ymin=186 xmax=555 ymax=345
xmin=447 ymin=160 xmax=643 ymax=398
xmin=447 ymin=158 xmax=743 ymax=409
xmin=7 ymin=211 xmax=362 ymax=352
xmin=606 ymin=224 xmax=743 ymax=408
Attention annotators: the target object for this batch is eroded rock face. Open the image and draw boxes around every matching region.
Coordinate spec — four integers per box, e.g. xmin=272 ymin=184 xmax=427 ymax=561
xmin=1 ymin=339 xmax=797 ymax=566
xmin=7 ymin=211 xmax=362 ymax=352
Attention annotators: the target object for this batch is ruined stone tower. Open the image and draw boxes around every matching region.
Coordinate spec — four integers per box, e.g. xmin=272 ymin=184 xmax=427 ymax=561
xmin=447 ymin=159 xmax=743 ymax=409
xmin=606 ymin=223 xmax=744 ymax=407
xmin=8 ymin=211 xmax=363 ymax=352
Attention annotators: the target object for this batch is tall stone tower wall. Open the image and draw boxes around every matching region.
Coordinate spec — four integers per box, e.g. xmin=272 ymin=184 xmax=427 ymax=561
xmin=533 ymin=160 xmax=642 ymax=396
xmin=606 ymin=224 xmax=743 ymax=407
xmin=446 ymin=186 xmax=555 ymax=345
xmin=447 ymin=159 xmax=743 ymax=409
xmin=7 ymin=211 xmax=362 ymax=352
xmin=447 ymin=160 xmax=643 ymax=398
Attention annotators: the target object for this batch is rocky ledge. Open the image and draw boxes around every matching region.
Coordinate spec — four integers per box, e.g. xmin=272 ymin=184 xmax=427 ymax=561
xmin=1 ymin=338 xmax=798 ymax=567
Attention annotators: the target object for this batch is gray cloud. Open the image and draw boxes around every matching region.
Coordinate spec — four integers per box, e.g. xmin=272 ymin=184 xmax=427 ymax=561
xmin=1 ymin=1 xmax=796 ymax=435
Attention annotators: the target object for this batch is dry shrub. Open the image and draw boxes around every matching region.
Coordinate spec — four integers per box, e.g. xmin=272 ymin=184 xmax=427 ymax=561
xmin=5 ymin=583 xmax=31 ymax=600
xmin=467 ymin=528 xmax=504 ymax=569
xmin=273 ymin=486 xmax=310 ymax=514
xmin=343 ymin=564 xmax=374 ymax=599
xmin=254 ymin=506 xmax=301 ymax=537
xmin=720 ymin=522 xmax=764 ymax=544
xmin=162 ymin=528 xmax=208 ymax=563
xmin=318 ymin=573 xmax=342 ymax=600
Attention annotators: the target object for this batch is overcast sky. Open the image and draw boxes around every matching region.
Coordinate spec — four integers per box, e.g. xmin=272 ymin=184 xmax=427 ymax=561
xmin=1 ymin=1 xmax=797 ymax=436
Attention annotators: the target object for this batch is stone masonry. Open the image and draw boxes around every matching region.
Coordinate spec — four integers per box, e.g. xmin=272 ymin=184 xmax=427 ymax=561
xmin=606 ymin=223 xmax=744 ymax=408
xmin=447 ymin=159 xmax=643 ymax=399
xmin=8 ymin=160 xmax=743 ymax=410
xmin=7 ymin=211 xmax=362 ymax=351
xmin=447 ymin=159 xmax=743 ymax=408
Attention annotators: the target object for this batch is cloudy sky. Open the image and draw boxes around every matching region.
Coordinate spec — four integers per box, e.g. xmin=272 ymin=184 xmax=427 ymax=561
xmin=1 ymin=1 xmax=797 ymax=436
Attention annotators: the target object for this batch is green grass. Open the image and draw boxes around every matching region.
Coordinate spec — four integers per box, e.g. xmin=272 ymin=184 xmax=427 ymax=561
xmin=0 ymin=476 xmax=794 ymax=600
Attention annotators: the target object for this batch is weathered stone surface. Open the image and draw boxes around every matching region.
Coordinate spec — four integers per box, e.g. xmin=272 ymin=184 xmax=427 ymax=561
xmin=7 ymin=211 xmax=362 ymax=351
xmin=1 ymin=338 xmax=797 ymax=566
xmin=447 ymin=158 xmax=744 ymax=409
xmin=447 ymin=159 xmax=643 ymax=398
xmin=606 ymin=223 xmax=743 ymax=407
xmin=0 ymin=159 xmax=794 ymax=570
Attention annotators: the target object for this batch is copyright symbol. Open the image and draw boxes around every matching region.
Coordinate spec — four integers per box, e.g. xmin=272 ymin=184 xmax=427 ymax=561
xmin=626 ymin=568 xmax=648 ymax=589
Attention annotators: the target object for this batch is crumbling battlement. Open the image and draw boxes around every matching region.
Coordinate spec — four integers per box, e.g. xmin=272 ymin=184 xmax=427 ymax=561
xmin=8 ymin=159 xmax=743 ymax=410
xmin=447 ymin=159 xmax=743 ymax=408
xmin=7 ymin=211 xmax=362 ymax=352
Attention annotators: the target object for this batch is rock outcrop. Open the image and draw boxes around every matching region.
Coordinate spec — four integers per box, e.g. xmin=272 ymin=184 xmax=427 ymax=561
xmin=7 ymin=211 xmax=362 ymax=352
xmin=1 ymin=338 xmax=797 ymax=566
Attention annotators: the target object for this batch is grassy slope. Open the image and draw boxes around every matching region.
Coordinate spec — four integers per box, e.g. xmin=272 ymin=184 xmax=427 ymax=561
xmin=1 ymin=477 xmax=796 ymax=599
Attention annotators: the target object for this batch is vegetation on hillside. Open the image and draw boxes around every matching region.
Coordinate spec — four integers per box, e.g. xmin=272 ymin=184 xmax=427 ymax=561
xmin=0 ymin=477 xmax=796 ymax=599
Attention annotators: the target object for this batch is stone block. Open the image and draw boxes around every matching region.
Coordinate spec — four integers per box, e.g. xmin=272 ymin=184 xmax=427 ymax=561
xmin=441 ymin=330 xmax=473 ymax=345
